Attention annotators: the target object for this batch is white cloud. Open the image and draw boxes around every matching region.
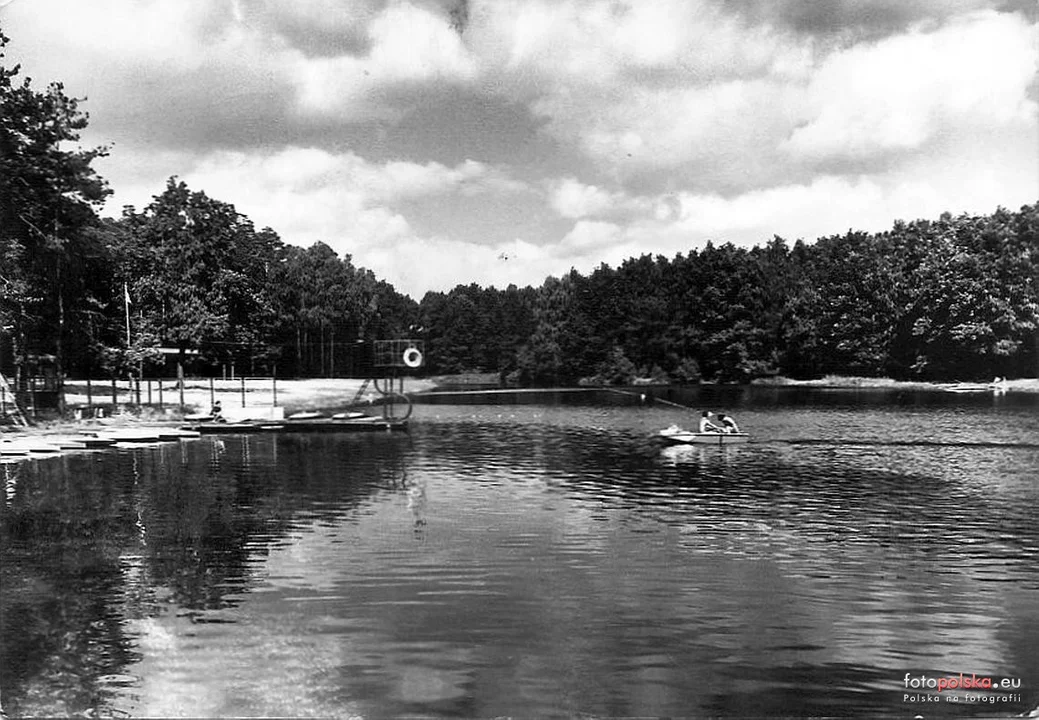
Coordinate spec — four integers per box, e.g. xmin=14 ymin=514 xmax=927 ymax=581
xmin=783 ymin=10 xmax=1037 ymax=161
xmin=293 ymin=1 xmax=476 ymax=119
xmin=362 ymin=236 xmax=562 ymax=295
xmin=368 ymin=2 xmax=476 ymax=82
xmin=185 ymin=148 xmax=517 ymax=206
xmin=549 ymin=178 xmax=618 ymax=219
xmin=5 ymin=0 xmax=1035 ymax=300
xmin=557 ymin=220 xmax=624 ymax=252
xmin=483 ymin=0 xmax=779 ymax=86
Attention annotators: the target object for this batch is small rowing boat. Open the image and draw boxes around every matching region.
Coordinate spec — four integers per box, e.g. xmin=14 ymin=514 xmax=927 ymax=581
xmin=658 ymin=426 xmax=750 ymax=445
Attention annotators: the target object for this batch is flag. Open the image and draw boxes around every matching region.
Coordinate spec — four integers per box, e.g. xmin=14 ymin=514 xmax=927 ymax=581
xmin=124 ymin=282 xmax=131 ymax=306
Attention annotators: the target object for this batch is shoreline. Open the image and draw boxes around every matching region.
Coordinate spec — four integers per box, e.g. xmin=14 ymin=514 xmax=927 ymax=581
xmin=3 ymin=374 xmax=1038 ymax=440
xmin=2 ymin=377 xmax=435 ymax=437
xmin=750 ymin=375 xmax=1039 ymax=393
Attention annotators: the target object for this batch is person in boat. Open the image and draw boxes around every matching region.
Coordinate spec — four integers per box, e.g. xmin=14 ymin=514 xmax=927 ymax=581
xmin=211 ymin=400 xmax=226 ymax=423
xmin=698 ymin=411 xmax=722 ymax=433
xmin=717 ymin=413 xmax=740 ymax=433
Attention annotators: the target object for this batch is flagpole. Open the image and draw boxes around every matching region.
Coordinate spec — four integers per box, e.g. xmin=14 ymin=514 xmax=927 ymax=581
xmin=124 ymin=282 xmax=131 ymax=347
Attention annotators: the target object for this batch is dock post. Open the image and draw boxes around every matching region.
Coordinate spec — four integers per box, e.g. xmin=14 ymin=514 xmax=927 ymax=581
xmin=241 ymin=376 xmax=246 ymax=407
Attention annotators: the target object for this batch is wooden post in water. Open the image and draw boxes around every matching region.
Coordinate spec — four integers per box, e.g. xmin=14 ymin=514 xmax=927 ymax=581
xmin=158 ymin=379 xmax=163 ymax=409
xmin=147 ymin=379 xmax=152 ymax=405
xmin=272 ymin=370 xmax=277 ymax=408
xmin=241 ymin=376 xmax=246 ymax=407
xmin=86 ymin=377 xmax=92 ymax=411
xmin=209 ymin=377 xmax=215 ymax=409
xmin=178 ymin=362 xmax=184 ymax=410
xmin=111 ymin=377 xmax=117 ymax=408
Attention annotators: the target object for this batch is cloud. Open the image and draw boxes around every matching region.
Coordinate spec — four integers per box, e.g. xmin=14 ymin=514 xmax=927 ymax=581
xmin=783 ymin=10 xmax=1037 ymax=162
xmin=548 ymin=178 xmax=619 ymax=219
xmin=291 ymin=2 xmax=477 ymax=121
xmin=177 ymin=144 xmax=524 ymax=222
xmin=363 ymin=236 xmax=560 ymax=295
xmin=3 ymin=0 xmax=1035 ymax=300
xmin=721 ymin=0 xmax=1029 ymax=39
xmin=239 ymin=0 xmax=384 ymax=57
xmin=3 ymin=0 xmax=478 ymax=148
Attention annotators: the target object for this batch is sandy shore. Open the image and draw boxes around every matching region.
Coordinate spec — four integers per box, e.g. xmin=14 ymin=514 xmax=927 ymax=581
xmin=3 ymin=377 xmax=436 ymax=435
xmin=61 ymin=377 xmax=437 ymax=413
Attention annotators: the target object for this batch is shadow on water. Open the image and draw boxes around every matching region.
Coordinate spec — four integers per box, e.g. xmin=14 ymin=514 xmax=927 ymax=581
xmin=0 ymin=433 xmax=413 ymax=718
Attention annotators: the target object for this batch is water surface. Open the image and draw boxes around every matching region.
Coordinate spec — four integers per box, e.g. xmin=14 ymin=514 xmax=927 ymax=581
xmin=2 ymin=389 xmax=1037 ymax=717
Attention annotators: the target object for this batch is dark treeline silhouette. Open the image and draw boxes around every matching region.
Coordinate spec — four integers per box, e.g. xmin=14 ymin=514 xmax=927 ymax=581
xmin=3 ymin=30 xmax=1037 ymax=387
xmin=419 ymin=207 xmax=1039 ymax=384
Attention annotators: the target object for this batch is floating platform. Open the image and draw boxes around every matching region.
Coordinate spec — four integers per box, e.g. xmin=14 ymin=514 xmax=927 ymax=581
xmin=1 ymin=439 xmax=63 ymax=455
xmin=184 ymin=416 xmax=408 ymax=434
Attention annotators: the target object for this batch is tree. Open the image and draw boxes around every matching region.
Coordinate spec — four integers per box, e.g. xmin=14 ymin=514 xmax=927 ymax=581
xmin=0 ymin=31 xmax=111 ymax=388
xmin=116 ymin=179 xmax=280 ymax=374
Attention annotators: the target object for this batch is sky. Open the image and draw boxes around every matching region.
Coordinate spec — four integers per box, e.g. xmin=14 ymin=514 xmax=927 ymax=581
xmin=2 ymin=0 xmax=1036 ymax=299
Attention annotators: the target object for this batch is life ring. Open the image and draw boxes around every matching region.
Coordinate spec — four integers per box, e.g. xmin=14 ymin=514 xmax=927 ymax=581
xmin=403 ymin=348 xmax=423 ymax=368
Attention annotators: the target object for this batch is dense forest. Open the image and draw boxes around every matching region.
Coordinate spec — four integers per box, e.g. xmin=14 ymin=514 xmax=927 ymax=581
xmin=419 ymin=209 xmax=1039 ymax=384
xmin=3 ymin=31 xmax=1037 ymax=390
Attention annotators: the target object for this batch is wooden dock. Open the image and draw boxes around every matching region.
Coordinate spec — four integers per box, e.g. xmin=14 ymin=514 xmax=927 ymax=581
xmin=184 ymin=416 xmax=408 ymax=434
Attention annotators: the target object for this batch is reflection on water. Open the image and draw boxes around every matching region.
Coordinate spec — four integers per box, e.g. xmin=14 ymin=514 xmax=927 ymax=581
xmin=2 ymin=391 xmax=1038 ymax=718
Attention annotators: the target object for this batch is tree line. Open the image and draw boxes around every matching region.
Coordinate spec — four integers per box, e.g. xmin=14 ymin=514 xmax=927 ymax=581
xmin=3 ymin=30 xmax=1037 ymax=390
xmin=420 ymin=208 xmax=1038 ymax=384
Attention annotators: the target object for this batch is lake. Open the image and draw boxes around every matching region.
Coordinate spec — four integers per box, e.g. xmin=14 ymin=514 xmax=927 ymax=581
xmin=2 ymin=387 xmax=1038 ymax=718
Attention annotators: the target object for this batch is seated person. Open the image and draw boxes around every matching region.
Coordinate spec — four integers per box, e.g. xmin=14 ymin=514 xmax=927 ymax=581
xmin=698 ymin=411 xmax=722 ymax=433
xmin=717 ymin=413 xmax=740 ymax=433
xmin=211 ymin=400 xmax=226 ymax=423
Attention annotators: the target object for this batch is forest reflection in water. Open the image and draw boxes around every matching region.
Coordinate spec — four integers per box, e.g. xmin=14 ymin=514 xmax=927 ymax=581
xmin=2 ymin=391 xmax=1037 ymax=718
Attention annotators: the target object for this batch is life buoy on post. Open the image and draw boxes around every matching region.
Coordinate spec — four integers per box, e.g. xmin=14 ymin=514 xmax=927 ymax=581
xmin=403 ymin=348 xmax=423 ymax=368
